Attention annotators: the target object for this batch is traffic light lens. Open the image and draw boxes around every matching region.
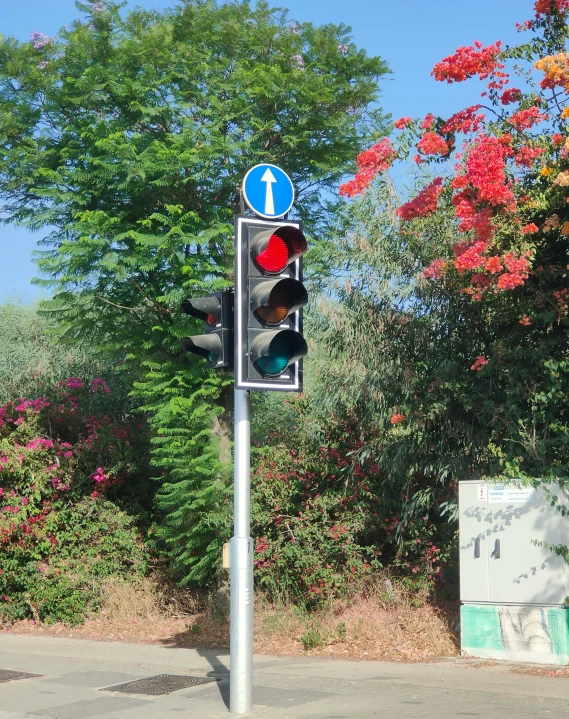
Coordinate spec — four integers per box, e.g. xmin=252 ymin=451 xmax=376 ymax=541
xmin=255 ymin=337 xmax=290 ymax=376
xmin=257 ymin=304 xmax=288 ymax=324
xmin=206 ymin=313 xmax=217 ymax=326
xmin=255 ymin=234 xmax=289 ymax=274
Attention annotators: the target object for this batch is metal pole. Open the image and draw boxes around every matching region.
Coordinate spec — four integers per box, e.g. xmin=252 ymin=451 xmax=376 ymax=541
xmin=230 ymin=388 xmax=253 ymax=714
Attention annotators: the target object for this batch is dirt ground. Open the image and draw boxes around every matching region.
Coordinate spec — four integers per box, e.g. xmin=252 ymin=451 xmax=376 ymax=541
xmin=2 ymin=583 xmax=460 ymax=662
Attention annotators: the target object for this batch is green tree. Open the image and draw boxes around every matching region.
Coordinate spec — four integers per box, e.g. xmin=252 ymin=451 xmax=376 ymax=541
xmin=0 ymin=0 xmax=389 ymax=584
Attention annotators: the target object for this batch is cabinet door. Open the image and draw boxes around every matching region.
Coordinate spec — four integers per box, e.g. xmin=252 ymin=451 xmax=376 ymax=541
xmin=486 ymin=484 xmax=564 ymax=605
xmin=459 ymin=482 xmax=489 ymax=603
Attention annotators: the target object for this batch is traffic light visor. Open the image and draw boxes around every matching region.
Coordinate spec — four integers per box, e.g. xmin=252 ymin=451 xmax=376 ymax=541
xmin=250 ymin=329 xmax=307 ymax=377
xmin=250 ymin=278 xmax=308 ymax=326
xmin=251 ymin=226 xmax=307 ymax=275
xmin=182 ymin=335 xmax=222 ymax=364
xmin=180 ymin=297 xmax=220 ymax=326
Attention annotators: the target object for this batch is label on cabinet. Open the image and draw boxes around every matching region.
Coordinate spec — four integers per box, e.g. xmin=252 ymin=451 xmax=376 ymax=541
xmin=488 ymin=484 xmax=536 ymax=504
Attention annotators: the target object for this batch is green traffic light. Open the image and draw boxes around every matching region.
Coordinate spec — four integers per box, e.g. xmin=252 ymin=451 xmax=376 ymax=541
xmin=250 ymin=330 xmax=307 ymax=378
xmin=255 ymin=353 xmax=289 ymax=376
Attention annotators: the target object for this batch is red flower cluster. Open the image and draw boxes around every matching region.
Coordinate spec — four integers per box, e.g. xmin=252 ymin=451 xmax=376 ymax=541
xmin=522 ymin=223 xmax=539 ymax=234
xmin=534 ymin=0 xmax=569 ymax=16
xmin=485 ymin=256 xmax=503 ymax=274
xmin=507 ymin=107 xmax=547 ymax=131
xmin=394 ymin=116 xmax=412 ymax=129
xmin=453 ymin=135 xmax=514 ymax=207
xmin=432 ymin=41 xmax=503 ymax=83
xmin=441 ymin=105 xmax=485 ymax=134
xmin=423 ymin=259 xmax=446 ymax=280
xmin=455 ymin=240 xmax=487 ymax=272
xmin=471 ymin=356 xmax=489 ymax=371
xmin=514 ymin=145 xmax=546 ymax=167
xmin=396 ymin=178 xmax=444 ymax=220
xmin=339 ymin=138 xmax=396 ymax=197
xmin=417 ymin=132 xmax=449 ymax=156
xmin=421 ymin=113 xmax=436 ymax=130
xmin=504 ymin=251 xmax=530 ymax=275
xmin=496 ymin=273 xmax=525 ymax=290
xmin=500 ymin=88 xmax=522 ymax=105
xmin=390 ymin=413 xmax=406 ymax=424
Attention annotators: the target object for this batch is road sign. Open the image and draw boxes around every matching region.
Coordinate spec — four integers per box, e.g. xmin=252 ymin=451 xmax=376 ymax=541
xmin=242 ymin=163 xmax=295 ymax=220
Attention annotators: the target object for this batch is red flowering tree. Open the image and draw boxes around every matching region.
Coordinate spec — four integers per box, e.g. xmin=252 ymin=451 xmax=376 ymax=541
xmin=335 ymin=0 xmax=569 ymax=484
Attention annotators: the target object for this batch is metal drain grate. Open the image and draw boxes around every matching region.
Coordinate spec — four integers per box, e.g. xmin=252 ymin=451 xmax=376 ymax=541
xmin=0 ymin=670 xmax=40 ymax=683
xmin=103 ymin=674 xmax=216 ymax=696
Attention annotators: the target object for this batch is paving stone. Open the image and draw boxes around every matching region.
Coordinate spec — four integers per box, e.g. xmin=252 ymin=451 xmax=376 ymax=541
xmin=46 ymin=673 xmax=139 ymax=689
xmin=188 ymin=681 xmax=334 ymax=708
xmin=25 ymin=697 xmax=149 ymax=719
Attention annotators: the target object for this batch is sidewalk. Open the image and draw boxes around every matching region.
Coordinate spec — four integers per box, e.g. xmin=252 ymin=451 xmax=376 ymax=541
xmin=0 ymin=633 xmax=568 ymax=718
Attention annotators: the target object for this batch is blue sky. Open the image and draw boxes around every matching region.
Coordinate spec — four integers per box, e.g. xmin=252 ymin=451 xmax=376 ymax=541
xmin=1 ymin=0 xmax=535 ymax=302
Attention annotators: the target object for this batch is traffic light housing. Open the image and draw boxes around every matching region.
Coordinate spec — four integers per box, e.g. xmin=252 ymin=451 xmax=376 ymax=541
xmin=180 ymin=289 xmax=233 ymax=369
xmin=235 ymin=216 xmax=308 ymax=391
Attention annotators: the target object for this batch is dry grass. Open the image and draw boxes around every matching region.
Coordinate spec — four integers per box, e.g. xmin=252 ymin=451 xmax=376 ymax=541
xmin=255 ymin=589 xmax=459 ymax=661
xmin=6 ymin=577 xmax=459 ymax=662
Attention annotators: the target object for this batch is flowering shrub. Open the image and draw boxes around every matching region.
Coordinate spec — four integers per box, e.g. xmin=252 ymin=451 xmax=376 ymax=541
xmin=0 ymin=376 xmax=152 ymax=625
xmin=251 ymin=402 xmax=455 ymax=606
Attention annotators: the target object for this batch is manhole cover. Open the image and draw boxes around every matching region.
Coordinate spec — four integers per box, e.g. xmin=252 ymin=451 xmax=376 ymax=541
xmin=0 ymin=670 xmax=40 ymax=683
xmin=103 ymin=674 xmax=216 ymax=696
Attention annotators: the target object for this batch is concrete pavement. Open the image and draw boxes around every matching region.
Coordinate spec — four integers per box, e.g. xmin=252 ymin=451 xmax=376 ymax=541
xmin=0 ymin=633 xmax=568 ymax=717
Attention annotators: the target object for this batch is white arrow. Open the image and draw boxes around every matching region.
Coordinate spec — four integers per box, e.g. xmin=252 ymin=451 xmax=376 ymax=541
xmin=261 ymin=167 xmax=277 ymax=216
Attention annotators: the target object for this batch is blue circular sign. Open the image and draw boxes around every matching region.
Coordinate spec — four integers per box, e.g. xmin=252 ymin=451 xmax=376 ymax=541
xmin=242 ymin=164 xmax=295 ymax=220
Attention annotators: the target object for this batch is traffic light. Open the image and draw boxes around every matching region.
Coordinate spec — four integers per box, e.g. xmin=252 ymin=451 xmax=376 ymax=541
xmin=234 ymin=217 xmax=308 ymax=391
xmin=180 ymin=289 xmax=233 ymax=369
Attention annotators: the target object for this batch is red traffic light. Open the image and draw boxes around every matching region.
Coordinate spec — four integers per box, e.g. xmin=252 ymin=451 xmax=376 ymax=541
xmin=181 ymin=297 xmax=220 ymax=326
xmin=250 ymin=225 xmax=307 ymax=275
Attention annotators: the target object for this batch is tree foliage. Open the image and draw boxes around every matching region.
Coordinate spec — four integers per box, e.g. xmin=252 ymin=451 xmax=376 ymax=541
xmin=0 ymin=0 xmax=389 ymax=585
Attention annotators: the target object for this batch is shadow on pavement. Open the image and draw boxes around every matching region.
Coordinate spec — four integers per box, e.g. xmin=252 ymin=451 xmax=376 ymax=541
xmin=159 ymin=628 xmax=230 ymax=709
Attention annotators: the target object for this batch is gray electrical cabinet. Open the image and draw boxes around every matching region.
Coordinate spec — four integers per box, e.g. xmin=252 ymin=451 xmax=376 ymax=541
xmin=459 ymin=480 xmax=569 ymax=605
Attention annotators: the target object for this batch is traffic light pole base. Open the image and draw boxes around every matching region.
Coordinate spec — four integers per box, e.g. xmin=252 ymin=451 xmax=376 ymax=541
xmin=229 ymin=536 xmax=253 ymax=714
xmin=230 ymin=389 xmax=253 ymax=715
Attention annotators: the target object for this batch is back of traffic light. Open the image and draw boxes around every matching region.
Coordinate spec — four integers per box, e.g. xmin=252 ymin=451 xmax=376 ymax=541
xmin=180 ymin=289 xmax=233 ymax=369
xmin=234 ymin=217 xmax=308 ymax=391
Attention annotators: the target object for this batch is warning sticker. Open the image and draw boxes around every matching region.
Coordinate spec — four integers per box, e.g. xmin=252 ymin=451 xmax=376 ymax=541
xmin=477 ymin=484 xmax=487 ymax=501
xmin=488 ymin=484 xmax=536 ymax=504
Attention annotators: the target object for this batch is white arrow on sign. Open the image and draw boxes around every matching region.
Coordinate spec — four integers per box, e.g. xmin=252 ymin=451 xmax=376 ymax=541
xmin=261 ymin=167 xmax=276 ymax=216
